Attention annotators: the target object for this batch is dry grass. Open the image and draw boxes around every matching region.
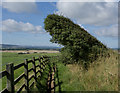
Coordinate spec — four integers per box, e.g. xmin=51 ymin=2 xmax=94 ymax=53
xmin=67 ymin=50 xmax=118 ymax=91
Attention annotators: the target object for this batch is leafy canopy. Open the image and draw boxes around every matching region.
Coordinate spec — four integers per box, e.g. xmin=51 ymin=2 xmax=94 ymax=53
xmin=44 ymin=14 xmax=107 ymax=64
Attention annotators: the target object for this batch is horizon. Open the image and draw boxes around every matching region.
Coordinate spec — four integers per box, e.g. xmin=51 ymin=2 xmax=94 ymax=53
xmin=1 ymin=43 xmax=119 ymax=49
xmin=1 ymin=43 xmax=62 ymax=47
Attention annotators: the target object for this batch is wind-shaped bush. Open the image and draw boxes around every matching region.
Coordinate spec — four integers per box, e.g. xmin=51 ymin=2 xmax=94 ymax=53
xmin=44 ymin=14 xmax=107 ymax=64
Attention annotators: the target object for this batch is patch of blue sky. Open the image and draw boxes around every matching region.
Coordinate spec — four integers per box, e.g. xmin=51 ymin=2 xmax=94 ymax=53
xmin=1 ymin=2 xmax=118 ymax=48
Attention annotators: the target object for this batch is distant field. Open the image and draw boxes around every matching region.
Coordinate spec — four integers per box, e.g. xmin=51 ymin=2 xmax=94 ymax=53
xmin=1 ymin=52 xmax=60 ymax=70
xmin=1 ymin=50 xmax=59 ymax=53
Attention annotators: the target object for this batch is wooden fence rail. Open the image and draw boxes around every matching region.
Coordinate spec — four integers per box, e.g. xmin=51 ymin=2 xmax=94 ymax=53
xmin=0 ymin=56 xmax=50 ymax=93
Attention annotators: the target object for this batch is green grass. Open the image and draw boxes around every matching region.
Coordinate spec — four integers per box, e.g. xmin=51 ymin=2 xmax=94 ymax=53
xmin=1 ymin=49 xmax=118 ymax=91
xmin=1 ymin=52 xmax=60 ymax=91
xmin=55 ymin=50 xmax=118 ymax=91
xmin=30 ymin=62 xmax=54 ymax=92
xmin=2 ymin=52 xmax=60 ymax=70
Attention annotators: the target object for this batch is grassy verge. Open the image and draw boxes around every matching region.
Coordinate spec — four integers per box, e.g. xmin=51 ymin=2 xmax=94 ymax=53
xmin=55 ymin=50 xmax=118 ymax=91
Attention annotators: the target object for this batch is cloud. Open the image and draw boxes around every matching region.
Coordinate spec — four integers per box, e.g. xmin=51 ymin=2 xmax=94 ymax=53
xmin=2 ymin=19 xmax=44 ymax=33
xmin=2 ymin=0 xmax=37 ymax=13
xmin=94 ymin=24 xmax=118 ymax=37
xmin=56 ymin=1 xmax=118 ymax=26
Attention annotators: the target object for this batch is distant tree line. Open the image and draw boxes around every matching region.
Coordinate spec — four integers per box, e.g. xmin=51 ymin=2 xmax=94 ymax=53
xmin=1 ymin=48 xmax=60 ymax=51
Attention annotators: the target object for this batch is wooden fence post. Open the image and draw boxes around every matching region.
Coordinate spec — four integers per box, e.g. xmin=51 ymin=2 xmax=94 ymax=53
xmin=48 ymin=64 xmax=52 ymax=92
xmin=32 ymin=57 xmax=36 ymax=82
xmin=42 ymin=56 xmax=46 ymax=71
xmin=53 ymin=63 xmax=56 ymax=92
xmin=39 ymin=56 xmax=42 ymax=74
xmin=6 ymin=63 xmax=14 ymax=93
xmin=24 ymin=59 xmax=29 ymax=93
xmin=42 ymin=56 xmax=45 ymax=68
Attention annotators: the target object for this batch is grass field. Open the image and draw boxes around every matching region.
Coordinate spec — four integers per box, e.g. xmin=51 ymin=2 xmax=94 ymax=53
xmin=1 ymin=52 xmax=60 ymax=91
xmin=2 ymin=52 xmax=60 ymax=70
xmin=0 ymin=49 xmax=119 ymax=91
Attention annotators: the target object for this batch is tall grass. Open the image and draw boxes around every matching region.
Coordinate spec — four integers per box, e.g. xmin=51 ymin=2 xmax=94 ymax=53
xmin=56 ymin=50 xmax=118 ymax=91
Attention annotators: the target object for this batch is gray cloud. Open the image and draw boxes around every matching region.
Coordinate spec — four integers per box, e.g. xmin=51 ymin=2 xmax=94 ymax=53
xmin=56 ymin=1 xmax=118 ymax=37
xmin=56 ymin=1 xmax=118 ymax=26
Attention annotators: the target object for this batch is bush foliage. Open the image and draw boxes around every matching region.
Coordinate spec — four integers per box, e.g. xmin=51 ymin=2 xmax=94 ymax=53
xmin=44 ymin=14 xmax=107 ymax=64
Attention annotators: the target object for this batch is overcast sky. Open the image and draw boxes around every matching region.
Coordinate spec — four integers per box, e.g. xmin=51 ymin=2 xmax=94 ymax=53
xmin=1 ymin=0 xmax=119 ymax=48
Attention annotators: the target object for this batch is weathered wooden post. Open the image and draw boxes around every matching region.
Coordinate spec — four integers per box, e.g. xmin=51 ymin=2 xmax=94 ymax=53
xmin=38 ymin=56 xmax=41 ymax=65
xmin=38 ymin=56 xmax=42 ymax=74
xmin=53 ymin=63 xmax=56 ymax=92
xmin=41 ymin=56 xmax=44 ymax=71
xmin=32 ymin=57 xmax=36 ymax=82
xmin=48 ymin=64 xmax=52 ymax=92
xmin=24 ymin=59 xmax=29 ymax=93
xmin=6 ymin=63 xmax=14 ymax=93
xmin=42 ymin=56 xmax=45 ymax=68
